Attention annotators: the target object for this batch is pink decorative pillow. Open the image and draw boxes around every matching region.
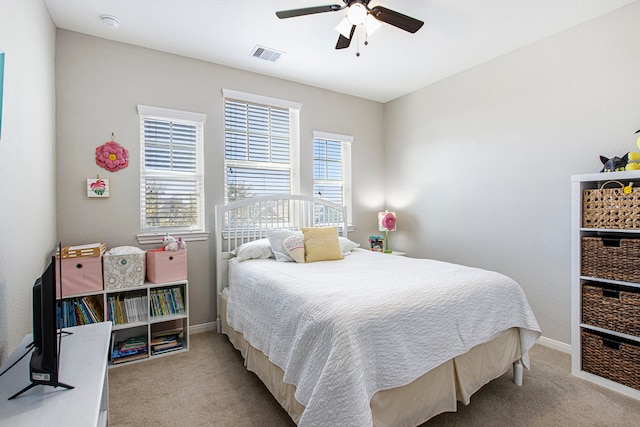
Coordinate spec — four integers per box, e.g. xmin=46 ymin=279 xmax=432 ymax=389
xmin=283 ymin=235 xmax=305 ymax=263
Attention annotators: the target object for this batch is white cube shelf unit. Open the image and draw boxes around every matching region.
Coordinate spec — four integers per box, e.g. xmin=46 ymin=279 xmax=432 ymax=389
xmin=57 ymin=280 xmax=189 ymax=367
xmin=571 ymin=171 xmax=640 ymax=399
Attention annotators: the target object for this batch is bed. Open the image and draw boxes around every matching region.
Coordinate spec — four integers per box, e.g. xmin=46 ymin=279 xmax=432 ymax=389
xmin=215 ymin=195 xmax=541 ymax=427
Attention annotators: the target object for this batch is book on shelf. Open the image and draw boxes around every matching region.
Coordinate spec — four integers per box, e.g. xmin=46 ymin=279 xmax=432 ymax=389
xmin=112 ymin=352 xmax=149 ymax=364
xmin=152 ymin=345 xmax=184 ymax=355
xmin=111 ymin=334 xmax=148 ymax=363
xmin=57 ymin=295 xmax=103 ymax=328
xmin=150 ymin=328 xmax=184 ymax=355
xmin=107 ymin=293 xmax=147 ymax=325
xmin=150 ymin=286 xmax=185 ymax=317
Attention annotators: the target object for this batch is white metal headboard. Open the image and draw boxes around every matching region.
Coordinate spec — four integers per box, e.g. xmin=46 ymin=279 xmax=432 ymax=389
xmin=214 ymin=195 xmax=347 ymax=329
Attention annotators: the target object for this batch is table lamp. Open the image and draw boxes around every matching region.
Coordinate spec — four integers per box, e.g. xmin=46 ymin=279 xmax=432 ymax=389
xmin=378 ymin=211 xmax=397 ymax=253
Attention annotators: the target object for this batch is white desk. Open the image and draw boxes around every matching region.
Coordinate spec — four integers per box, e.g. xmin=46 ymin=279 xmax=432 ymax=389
xmin=0 ymin=322 xmax=112 ymax=427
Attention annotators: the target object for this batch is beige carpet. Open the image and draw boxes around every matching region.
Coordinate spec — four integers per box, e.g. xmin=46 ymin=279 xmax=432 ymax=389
xmin=109 ymin=332 xmax=640 ymax=426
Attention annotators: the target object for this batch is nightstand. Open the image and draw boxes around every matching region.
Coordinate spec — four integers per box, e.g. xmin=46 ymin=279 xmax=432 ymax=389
xmin=386 ymin=251 xmax=406 ymax=256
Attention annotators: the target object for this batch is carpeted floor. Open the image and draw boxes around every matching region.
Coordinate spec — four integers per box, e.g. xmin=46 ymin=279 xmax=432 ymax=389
xmin=109 ymin=332 xmax=640 ymax=426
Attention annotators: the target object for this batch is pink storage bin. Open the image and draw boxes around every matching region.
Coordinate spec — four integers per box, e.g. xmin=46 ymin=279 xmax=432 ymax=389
xmin=146 ymin=249 xmax=187 ymax=284
xmin=57 ymin=256 xmax=103 ymax=297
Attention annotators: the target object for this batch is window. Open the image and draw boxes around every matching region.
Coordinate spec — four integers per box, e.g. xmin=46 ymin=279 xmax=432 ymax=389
xmin=313 ymin=131 xmax=353 ymax=224
xmin=138 ymin=105 xmax=206 ymax=235
xmin=223 ymin=89 xmax=300 ymax=204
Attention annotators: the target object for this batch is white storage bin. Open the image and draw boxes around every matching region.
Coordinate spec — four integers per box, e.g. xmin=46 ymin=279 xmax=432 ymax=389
xmin=103 ymin=246 xmax=145 ymax=289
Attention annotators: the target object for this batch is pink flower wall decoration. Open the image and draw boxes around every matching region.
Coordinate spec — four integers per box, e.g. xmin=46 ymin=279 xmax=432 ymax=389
xmin=96 ymin=141 xmax=129 ymax=172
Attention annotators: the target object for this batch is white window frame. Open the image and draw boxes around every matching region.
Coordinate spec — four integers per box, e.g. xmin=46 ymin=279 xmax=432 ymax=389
xmin=313 ymin=131 xmax=353 ymax=225
xmin=222 ymin=89 xmax=301 ymax=203
xmin=136 ymin=105 xmax=208 ymax=244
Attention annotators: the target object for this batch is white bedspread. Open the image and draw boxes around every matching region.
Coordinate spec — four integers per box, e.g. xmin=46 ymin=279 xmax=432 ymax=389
xmin=226 ymin=249 xmax=541 ymax=427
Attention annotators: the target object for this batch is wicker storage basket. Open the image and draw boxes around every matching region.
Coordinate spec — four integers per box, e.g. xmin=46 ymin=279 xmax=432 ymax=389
xmin=582 ymin=283 xmax=640 ymax=336
xmin=581 ymin=330 xmax=640 ymax=390
xmin=583 ymin=180 xmax=640 ymax=229
xmin=581 ymin=237 xmax=640 ymax=283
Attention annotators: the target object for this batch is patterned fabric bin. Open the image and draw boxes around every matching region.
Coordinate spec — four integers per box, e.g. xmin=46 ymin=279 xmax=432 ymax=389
xmin=103 ymin=246 xmax=146 ymax=289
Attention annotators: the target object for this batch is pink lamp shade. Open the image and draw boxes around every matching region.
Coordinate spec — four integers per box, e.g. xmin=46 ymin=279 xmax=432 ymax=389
xmin=378 ymin=211 xmax=396 ymax=253
xmin=378 ymin=211 xmax=397 ymax=232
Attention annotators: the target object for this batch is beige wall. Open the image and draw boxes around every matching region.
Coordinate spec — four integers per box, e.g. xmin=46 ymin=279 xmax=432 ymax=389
xmin=0 ymin=0 xmax=57 ymax=363
xmin=54 ymin=30 xmax=385 ymax=328
xmin=384 ymin=2 xmax=640 ymax=345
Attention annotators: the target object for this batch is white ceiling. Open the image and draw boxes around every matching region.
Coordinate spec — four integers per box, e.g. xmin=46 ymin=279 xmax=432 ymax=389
xmin=44 ymin=0 xmax=636 ymax=103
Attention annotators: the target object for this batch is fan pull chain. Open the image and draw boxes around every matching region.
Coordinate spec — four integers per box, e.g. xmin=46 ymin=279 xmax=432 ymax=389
xmin=355 ymin=25 xmax=371 ymax=57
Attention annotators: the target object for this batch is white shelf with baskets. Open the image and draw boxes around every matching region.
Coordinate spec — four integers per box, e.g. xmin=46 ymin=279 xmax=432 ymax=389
xmin=571 ymin=171 xmax=640 ymax=399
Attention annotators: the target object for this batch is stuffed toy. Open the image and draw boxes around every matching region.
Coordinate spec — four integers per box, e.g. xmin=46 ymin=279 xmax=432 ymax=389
xmin=610 ymin=130 xmax=640 ymax=171
xmin=177 ymin=237 xmax=187 ymax=250
xmin=163 ymin=235 xmax=178 ymax=251
xmin=600 ymin=153 xmax=628 ymax=172
xmin=162 ymin=235 xmax=187 ymax=251
xmin=629 ymin=130 xmax=640 ymax=170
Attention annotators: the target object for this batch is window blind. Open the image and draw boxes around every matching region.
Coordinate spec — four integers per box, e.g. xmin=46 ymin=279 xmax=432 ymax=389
xmin=139 ymin=108 xmax=205 ymax=232
xmin=313 ymin=138 xmax=343 ymax=206
xmin=312 ymin=131 xmax=353 ymax=225
xmin=224 ymin=98 xmax=292 ymax=203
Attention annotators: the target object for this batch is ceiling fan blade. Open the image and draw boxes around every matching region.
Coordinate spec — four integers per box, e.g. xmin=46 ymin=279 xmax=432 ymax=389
xmin=276 ymin=5 xmax=344 ymax=19
xmin=369 ymin=6 xmax=424 ymax=33
xmin=335 ymin=25 xmax=356 ymax=49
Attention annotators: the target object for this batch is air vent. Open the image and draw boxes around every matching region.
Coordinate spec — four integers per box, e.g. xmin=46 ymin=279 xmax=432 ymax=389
xmin=250 ymin=46 xmax=284 ymax=62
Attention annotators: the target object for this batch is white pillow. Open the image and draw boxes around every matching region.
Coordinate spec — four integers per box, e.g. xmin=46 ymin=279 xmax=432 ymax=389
xmin=266 ymin=229 xmax=303 ymax=262
xmin=231 ymin=239 xmax=273 ymax=262
xmin=283 ymin=235 xmax=305 ymax=263
xmin=338 ymin=237 xmax=360 ymax=254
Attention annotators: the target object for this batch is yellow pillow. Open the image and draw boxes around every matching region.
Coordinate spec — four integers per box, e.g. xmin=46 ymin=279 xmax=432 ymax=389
xmin=302 ymin=227 xmax=344 ymax=263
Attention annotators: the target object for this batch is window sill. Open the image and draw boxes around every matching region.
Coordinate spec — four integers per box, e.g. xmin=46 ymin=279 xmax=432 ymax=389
xmin=137 ymin=225 xmax=349 ymax=245
xmin=136 ymin=231 xmax=210 ymax=246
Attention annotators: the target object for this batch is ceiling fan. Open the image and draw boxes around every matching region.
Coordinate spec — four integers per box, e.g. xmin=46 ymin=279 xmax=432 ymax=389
xmin=275 ymin=0 xmax=424 ymax=50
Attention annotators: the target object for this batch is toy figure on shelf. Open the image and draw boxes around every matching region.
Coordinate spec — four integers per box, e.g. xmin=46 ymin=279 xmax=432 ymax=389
xmin=162 ymin=235 xmax=187 ymax=251
xmin=600 ymin=154 xmax=628 ymax=172
xmin=629 ymin=130 xmax=640 ymax=170
xmin=600 ymin=130 xmax=640 ymax=172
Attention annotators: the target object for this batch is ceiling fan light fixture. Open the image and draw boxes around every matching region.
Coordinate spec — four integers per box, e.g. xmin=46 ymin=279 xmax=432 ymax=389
xmin=364 ymin=14 xmax=381 ymax=36
xmin=346 ymin=3 xmax=367 ymax=25
xmin=335 ymin=17 xmax=353 ymax=39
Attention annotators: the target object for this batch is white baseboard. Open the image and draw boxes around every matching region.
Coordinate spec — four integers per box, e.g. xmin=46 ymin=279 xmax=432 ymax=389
xmin=537 ymin=336 xmax=571 ymax=354
xmin=189 ymin=321 xmax=217 ymax=335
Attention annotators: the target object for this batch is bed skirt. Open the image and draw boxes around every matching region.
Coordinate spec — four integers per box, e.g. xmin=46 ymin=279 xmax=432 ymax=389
xmin=220 ymin=290 xmax=521 ymax=427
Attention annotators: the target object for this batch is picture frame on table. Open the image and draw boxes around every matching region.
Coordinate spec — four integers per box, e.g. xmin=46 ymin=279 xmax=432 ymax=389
xmin=369 ymin=235 xmax=384 ymax=252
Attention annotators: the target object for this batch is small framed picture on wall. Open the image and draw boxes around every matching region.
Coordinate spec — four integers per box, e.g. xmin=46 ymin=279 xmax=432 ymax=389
xmin=87 ymin=178 xmax=109 ymax=198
